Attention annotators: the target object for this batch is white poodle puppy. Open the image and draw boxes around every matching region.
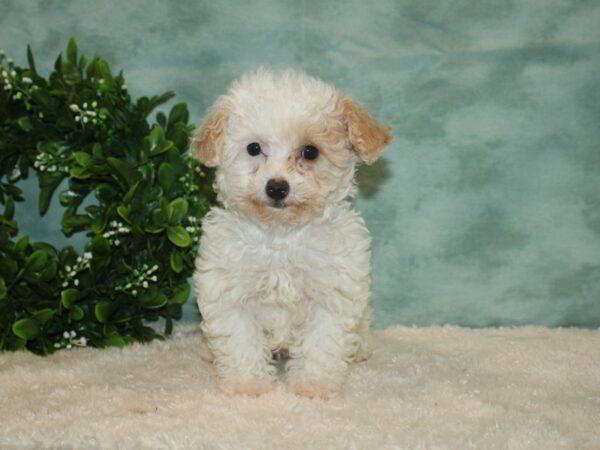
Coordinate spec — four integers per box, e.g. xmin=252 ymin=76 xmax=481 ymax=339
xmin=193 ymin=68 xmax=392 ymax=398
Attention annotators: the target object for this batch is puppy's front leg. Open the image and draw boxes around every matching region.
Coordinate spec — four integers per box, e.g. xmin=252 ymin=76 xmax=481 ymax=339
xmin=286 ymin=304 xmax=355 ymax=398
xmin=202 ymin=308 xmax=276 ymax=395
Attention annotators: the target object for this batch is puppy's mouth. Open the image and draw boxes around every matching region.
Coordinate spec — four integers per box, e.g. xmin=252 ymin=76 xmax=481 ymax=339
xmin=268 ymin=200 xmax=288 ymax=209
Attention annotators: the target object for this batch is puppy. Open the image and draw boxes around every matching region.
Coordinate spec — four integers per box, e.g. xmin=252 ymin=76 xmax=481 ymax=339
xmin=193 ymin=69 xmax=392 ymax=398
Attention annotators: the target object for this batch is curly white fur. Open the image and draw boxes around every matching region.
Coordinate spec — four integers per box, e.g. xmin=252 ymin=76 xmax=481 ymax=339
xmin=193 ymin=69 xmax=392 ymax=398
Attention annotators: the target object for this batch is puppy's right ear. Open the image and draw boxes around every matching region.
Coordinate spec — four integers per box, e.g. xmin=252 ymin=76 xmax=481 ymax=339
xmin=193 ymin=97 xmax=231 ymax=167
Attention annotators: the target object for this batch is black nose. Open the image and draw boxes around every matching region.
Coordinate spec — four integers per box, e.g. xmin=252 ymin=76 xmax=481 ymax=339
xmin=265 ymin=178 xmax=290 ymax=201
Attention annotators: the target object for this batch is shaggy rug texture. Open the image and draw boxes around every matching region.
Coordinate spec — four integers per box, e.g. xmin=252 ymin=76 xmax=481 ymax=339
xmin=0 ymin=325 xmax=599 ymax=449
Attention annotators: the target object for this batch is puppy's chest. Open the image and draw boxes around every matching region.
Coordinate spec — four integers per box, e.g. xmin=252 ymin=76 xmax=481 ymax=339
xmin=241 ymin=233 xmax=323 ymax=306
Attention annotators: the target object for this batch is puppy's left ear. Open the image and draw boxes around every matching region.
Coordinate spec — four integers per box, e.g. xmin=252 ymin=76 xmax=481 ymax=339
xmin=193 ymin=97 xmax=231 ymax=167
xmin=340 ymin=96 xmax=392 ymax=165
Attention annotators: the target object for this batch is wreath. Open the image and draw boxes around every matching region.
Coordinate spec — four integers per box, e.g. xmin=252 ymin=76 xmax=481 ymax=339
xmin=0 ymin=39 xmax=215 ymax=355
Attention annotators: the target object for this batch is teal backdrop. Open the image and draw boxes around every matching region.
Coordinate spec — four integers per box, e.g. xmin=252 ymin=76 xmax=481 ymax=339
xmin=1 ymin=0 xmax=599 ymax=328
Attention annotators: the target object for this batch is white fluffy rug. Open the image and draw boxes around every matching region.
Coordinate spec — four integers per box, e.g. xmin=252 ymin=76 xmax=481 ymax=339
xmin=1 ymin=325 xmax=599 ymax=449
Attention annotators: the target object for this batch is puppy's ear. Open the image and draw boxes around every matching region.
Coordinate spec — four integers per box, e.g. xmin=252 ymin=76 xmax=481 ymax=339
xmin=340 ymin=96 xmax=392 ymax=165
xmin=193 ymin=97 xmax=231 ymax=167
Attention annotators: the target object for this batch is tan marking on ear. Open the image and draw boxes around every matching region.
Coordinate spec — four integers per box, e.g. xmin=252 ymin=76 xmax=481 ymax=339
xmin=340 ymin=96 xmax=392 ymax=165
xmin=193 ymin=97 xmax=231 ymax=167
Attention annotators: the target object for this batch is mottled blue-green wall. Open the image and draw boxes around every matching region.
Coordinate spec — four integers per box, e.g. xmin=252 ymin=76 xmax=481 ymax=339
xmin=1 ymin=0 xmax=599 ymax=327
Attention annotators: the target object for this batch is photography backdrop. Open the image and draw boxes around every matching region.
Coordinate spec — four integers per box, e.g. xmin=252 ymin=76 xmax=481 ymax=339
xmin=1 ymin=0 xmax=599 ymax=328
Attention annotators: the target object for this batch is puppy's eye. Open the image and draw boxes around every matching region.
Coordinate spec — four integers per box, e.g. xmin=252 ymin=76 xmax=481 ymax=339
xmin=247 ymin=142 xmax=262 ymax=156
xmin=301 ymin=145 xmax=319 ymax=160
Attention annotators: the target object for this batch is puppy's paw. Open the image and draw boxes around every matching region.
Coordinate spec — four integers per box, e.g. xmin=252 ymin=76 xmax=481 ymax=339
xmin=218 ymin=378 xmax=276 ymax=396
xmin=288 ymin=380 xmax=341 ymax=399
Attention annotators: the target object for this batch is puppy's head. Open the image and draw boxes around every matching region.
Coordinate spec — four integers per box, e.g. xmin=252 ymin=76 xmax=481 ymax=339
xmin=193 ymin=69 xmax=392 ymax=226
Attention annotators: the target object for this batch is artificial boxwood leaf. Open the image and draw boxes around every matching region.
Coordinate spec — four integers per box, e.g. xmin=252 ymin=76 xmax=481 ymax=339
xmin=167 ymin=225 xmax=191 ymax=247
xmin=39 ymin=258 xmax=57 ymax=282
xmin=12 ymin=318 xmax=40 ymax=340
xmin=158 ymin=162 xmax=175 ymax=191
xmin=61 ymin=288 xmax=80 ymax=309
xmin=4 ymin=196 xmax=15 ymax=220
xmin=123 ymin=180 xmax=140 ymax=202
xmin=89 ymin=235 xmax=110 ymax=257
xmin=92 ymin=143 xmax=104 ymax=159
xmin=71 ymin=304 xmax=84 ymax=321
xmin=172 ymin=282 xmax=190 ymax=305
xmin=73 ymin=151 xmax=93 ymax=167
xmin=14 ymin=235 xmax=30 ymax=253
xmin=0 ymin=278 xmax=7 ymax=301
xmin=168 ymin=102 xmax=189 ymax=126
xmin=27 ymin=44 xmax=37 ymax=75
xmin=148 ymin=126 xmax=165 ymax=148
xmin=150 ymin=140 xmax=174 ymax=157
xmin=167 ymin=303 xmax=183 ymax=320
xmin=140 ymin=291 xmax=167 ymax=309
xmin=32 ymin=308 xmax=56 ymax=324
xmin=103 ymin=333 xmax=126 ymax=348
xmin=62 ymin=214 xmax=91 ymax=236
xmin=17 ymin=116 xmax=33 ymax=132
xmin=169 ymin=198 xmax=188 ymax=224
xmin=70 ymin=166 xmax=91 ymax=180
xmin=95 ymin=183 xmax=117 ymax=201
xmin=94 ymin=301 xmax=113 ymax=323
xmin=107 ymin=157 xmax=139 ymax=187
xmin=25 ymin=249 xmax=48 ymax=273
xmin=38 ymin=172 xmax=65 ymax=216
xmin=170 ymin=251 xmax=183 ymax=273
xmin=66 ymin=37 xmax=78 ymax=64
xmin=117 ymin=205 xmax=132 ymax=223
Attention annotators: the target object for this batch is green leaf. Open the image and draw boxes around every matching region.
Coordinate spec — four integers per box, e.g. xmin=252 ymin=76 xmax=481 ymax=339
xmin=158 ymin=162 xmax=175 ymax=192
xmin=71 ymin=304 xmax=84 ymax=321
xmin=150 ymin=140 xmax=174 ymax=157
xmin=61 ymin=214 xmax=91 ymax=236
xmin=95 ymin=183 xmax=118 ymax=201
xmin=17 ymin=116 xmax=33 ymax=132
xmin=148 ymin=126 xmax=165 ymax=148
xmin=0 ymin=278 xmax=7 ymax=301
xmin=147 ymin=91 xmax=176 ymax=112
xmin=14 ymin=235 xmax=30 ymax=253
xmin=117 ymin=205 xmax=132 ymax=223
xmin=39 ymin=258 xmax=57 ymax=282
xmin=107 ymin=157 xmax=139 ymax=187
xmin=27 ymin=44 xmax=38 ymax=75
xmin=89 ymin=235 xmax=110 ymax=257
xmin=170 ymin=251 xmax=183 ymax=273
xmin=167 ymin=303 xmax=183 ymax=320
xmin=92 ymin=143 xmax=104 ymax=159
xmin=140 ymin=291 xmax=167 ymax=309
xmin=32 ymin=308 xmax=56 ymax=324
xmin=66 ymin=37 xmax=78 ymax=64
xmin=123 ymin=180 xmax=140 ymax=202
xmin=96 ymin=60 xmax=115 ymax=88
xmin=103 ymin=333 xmax=126 ymax=348
xmin=25 ymin=250 xmax=48 ymax=273
xmin=168 ymin=102 xmax=189 ymax=126
xmin=61 ymin=288 xmax=80 ymax=309
xmin=169 ymin=198 xmax=188 ymax=224
xmin=167 ymin=225 xmax=191 ymax=247
xmin=12 ymin=318 xmax=40 ymax=340
xmin=4 ymin=196 xmax=15 ymax=220
xmin=95 ymin=301 xmax=113 ymax=323
xmin=73 ymin=151 xmax=93 ymax=167
xmin=172 ymin=282 xmax=190 ymax=305
xmin=38 ymin=172 xmax=65 ymax=215
xmin=69 ymin=166 xmax=91 ymax=180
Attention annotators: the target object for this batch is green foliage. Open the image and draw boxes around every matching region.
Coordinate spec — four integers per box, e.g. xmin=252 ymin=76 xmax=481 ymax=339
xmin=0 ymin=39 xmax=215 ymax=355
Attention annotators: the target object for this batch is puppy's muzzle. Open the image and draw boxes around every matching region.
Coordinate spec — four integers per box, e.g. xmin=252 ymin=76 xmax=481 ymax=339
xmin=265 ymin=178 xmax=290 ymax=203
